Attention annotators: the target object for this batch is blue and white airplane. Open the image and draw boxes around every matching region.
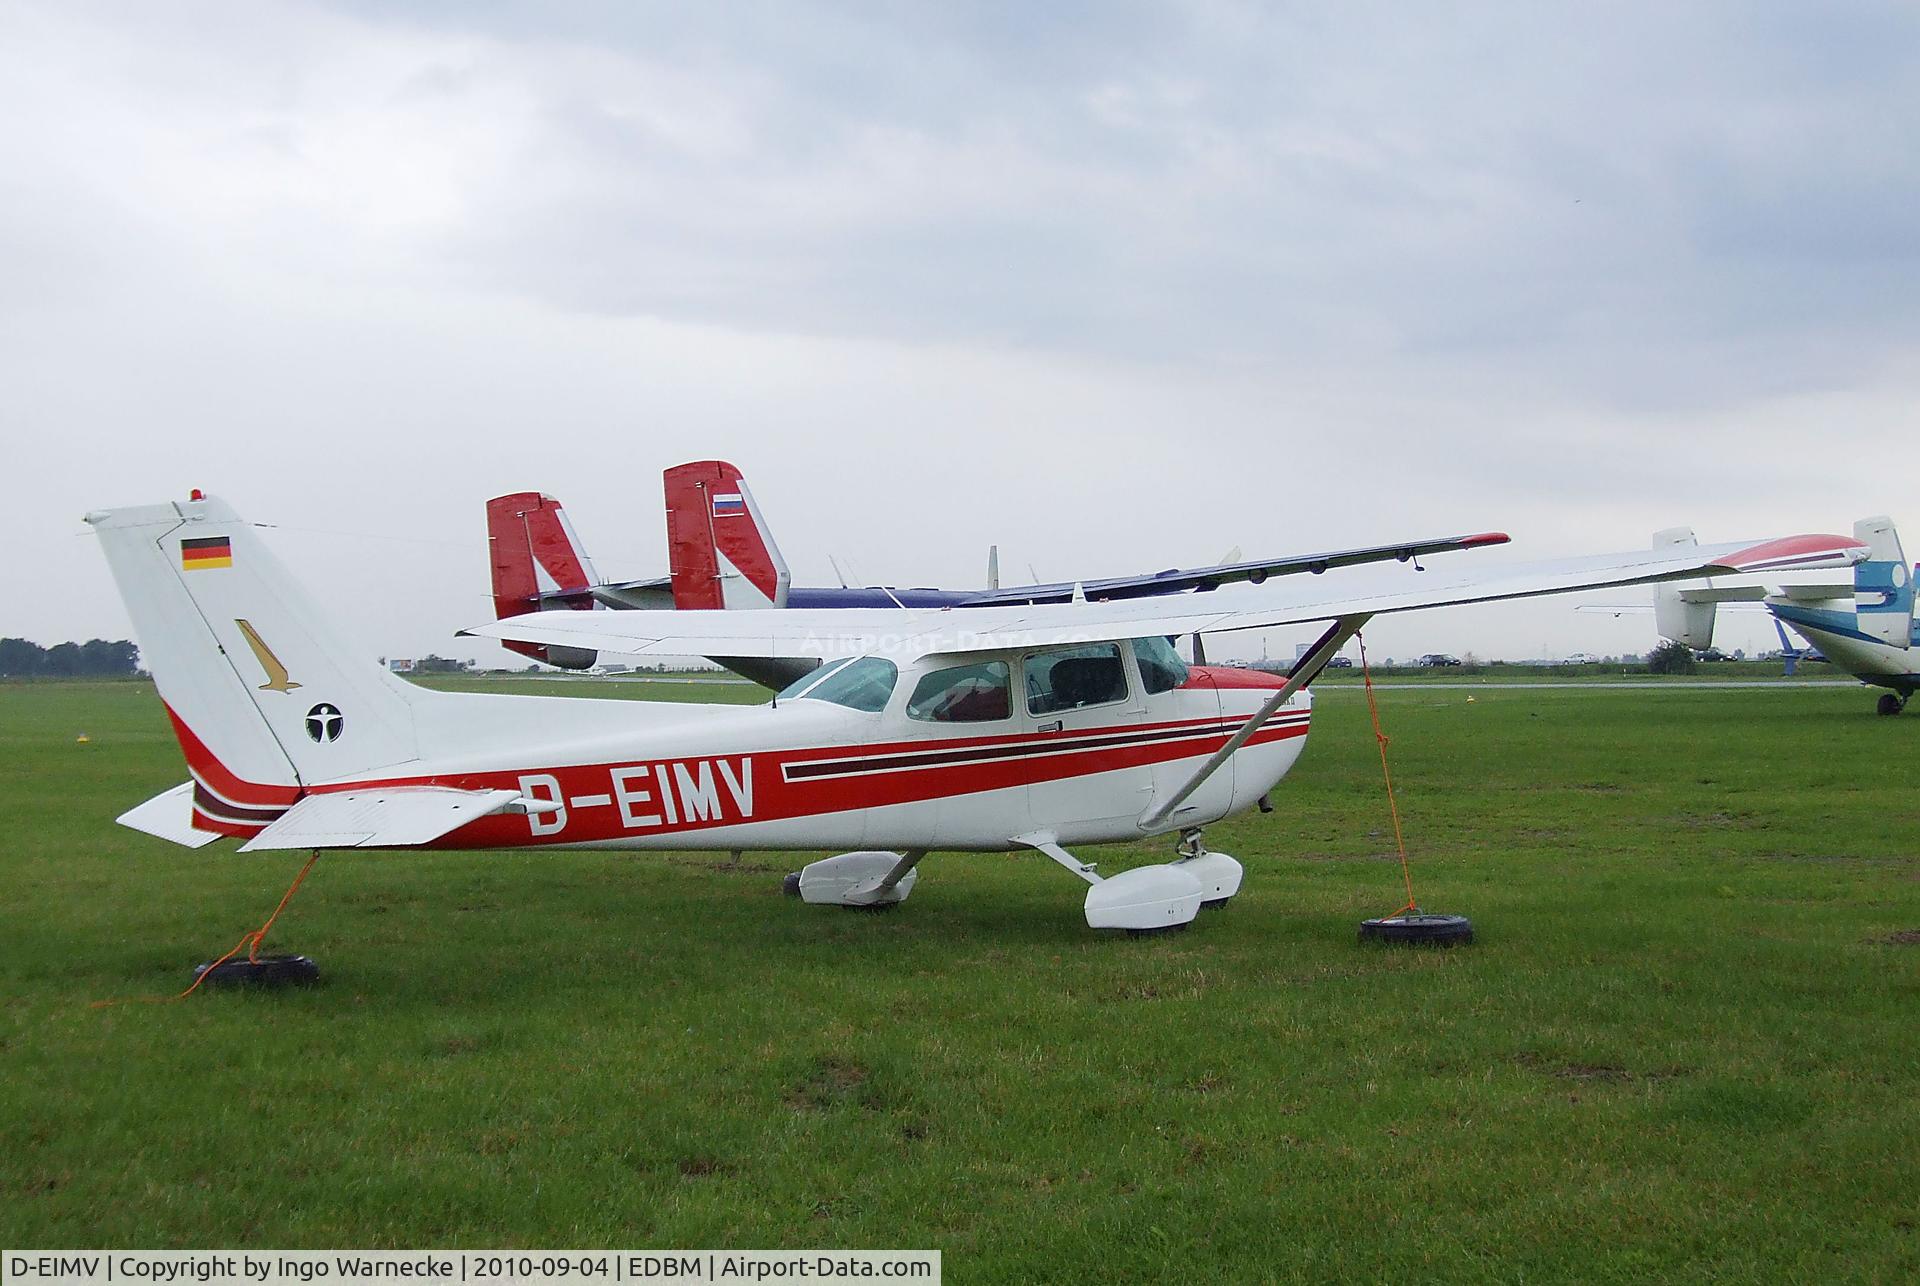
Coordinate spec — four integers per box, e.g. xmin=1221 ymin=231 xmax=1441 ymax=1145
xmin=1650 ymin=516 xmax=1916 ymax=715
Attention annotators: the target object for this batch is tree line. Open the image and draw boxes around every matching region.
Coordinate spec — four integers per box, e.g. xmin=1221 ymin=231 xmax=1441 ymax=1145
xmin=0 ymin=638 xmax=142 ymax=678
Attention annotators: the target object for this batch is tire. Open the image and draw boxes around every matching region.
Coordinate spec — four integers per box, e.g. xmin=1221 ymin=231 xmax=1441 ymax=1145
xmin=782 ymin=872 xmax=803 ymax=898
xmin=1359 ymin=913 xmax=1474 ymax=947
xmin=192 ymin=954 xmax=320 ymax=988
xmin=1878 ymin=693 xmax=1905 ymax=717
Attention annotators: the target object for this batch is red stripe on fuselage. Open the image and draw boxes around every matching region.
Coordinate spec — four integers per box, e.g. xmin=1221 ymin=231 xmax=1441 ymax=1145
xmin=316 ymin=711 xmax=1310 ymax=849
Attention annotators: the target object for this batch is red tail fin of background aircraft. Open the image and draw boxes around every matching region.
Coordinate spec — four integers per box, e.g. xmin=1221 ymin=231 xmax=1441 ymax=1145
xmin=663 ymin=461 xmax=790 ymax=611
xmin=486 ymin=492 xmax=599 ymax=663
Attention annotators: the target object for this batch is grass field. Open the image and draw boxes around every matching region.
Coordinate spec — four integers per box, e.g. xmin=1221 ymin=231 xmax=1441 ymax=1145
xmin=2 ymin=677 xmax=1916 ymax=1278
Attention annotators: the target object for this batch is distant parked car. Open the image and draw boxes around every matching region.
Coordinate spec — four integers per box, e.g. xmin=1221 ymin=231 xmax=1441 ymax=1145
xmin=1694 ymin=647 xmax=1731 ymax=662
xmin=1324 ymin=656 xmax=1354 ymax=668
xmin=1419 ymin=653 xmax=1463 ymax=667
xmin=1561 ymin=652 xmax=1602 ymax=665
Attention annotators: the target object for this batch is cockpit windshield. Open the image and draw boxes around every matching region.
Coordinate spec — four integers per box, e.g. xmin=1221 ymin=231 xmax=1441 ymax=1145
xmin=774 ymin=657 xmax=899 ymax=713
xmin=1131 ymin=636 xmax=1190 ymax=694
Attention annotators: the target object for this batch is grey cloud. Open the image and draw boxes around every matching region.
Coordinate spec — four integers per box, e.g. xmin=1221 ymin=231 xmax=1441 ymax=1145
xmin=3 ymin=0 xmax=1915 ymax=662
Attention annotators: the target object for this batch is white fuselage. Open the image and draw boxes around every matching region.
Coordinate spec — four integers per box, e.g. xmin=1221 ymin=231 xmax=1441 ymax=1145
xmin=196 ymin=648 xmax=1312 ymax=854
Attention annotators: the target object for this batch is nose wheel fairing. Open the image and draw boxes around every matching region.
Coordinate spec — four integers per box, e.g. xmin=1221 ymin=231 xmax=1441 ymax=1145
xmin=1017 ymin=829 xmax=1242 ymax=932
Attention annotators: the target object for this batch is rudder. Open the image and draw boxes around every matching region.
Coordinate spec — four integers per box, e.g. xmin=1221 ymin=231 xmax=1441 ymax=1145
xmin=663 ymin=460 xmax=790 ymax=611
xmin=1853 ymin=516 xmax=1914 ymax=648
xmin=88 ymin=496 xmax=427 ymax=820
xmin=1652 ymin=526 xmax=1716 ymax=649
xmin=486 ymin=491 xmax=599 ymax=667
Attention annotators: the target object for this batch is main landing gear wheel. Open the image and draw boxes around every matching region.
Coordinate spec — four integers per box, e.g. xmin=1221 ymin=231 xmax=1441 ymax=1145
xmin=788 ymin=852 xmax=923 ymax=908
xmin=192 ymin=954 xmax=320 ymax=988
xmin=1359 ymin=913 xmax=1474 ymax=947
xmin=1878 ymin=693 xmax=1906 ymax=717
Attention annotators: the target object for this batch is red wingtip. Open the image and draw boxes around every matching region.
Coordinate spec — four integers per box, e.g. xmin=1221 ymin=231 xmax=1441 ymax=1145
xmin=1721 ymin=533 xmax=1866 ymax=572
xmin=1460 ymin=532 xmax=1510 ymax=548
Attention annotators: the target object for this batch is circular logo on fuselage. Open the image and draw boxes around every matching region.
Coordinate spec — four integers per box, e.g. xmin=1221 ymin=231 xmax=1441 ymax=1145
xmin=305 ymin=703 xmax=344 ymax=743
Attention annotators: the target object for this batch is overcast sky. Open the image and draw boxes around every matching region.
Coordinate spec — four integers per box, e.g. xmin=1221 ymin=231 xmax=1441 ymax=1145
xmin=4 ymin=0 xmax=1915 ymax=666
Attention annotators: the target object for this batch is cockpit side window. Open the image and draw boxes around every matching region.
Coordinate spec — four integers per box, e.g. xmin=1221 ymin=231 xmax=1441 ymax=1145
xmin=1132 ymin=635 xmax=1190 ymax=694
xmin=1025 ymin=643 xmax=1130 ymax=715
xmin=906 ymin=661 xmax=1012 ymax=723
xmin=776 ymin=657 xmax=898 ymax=713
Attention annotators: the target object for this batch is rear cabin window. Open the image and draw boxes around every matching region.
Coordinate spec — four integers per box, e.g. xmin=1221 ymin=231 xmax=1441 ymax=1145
xmin=777 ymin=657 xmax=898 ymax=713
xmin=1025 ymin=644 xmax=1130 ymax=715
xmin=906 ymin=661 xmax=1012 ymax=723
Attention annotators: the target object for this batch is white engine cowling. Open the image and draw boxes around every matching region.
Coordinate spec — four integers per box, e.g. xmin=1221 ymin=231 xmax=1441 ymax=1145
xmin=1177 ymin=851 xmax=1243 ymax=906
xmin=1084 ymin=864 xmax=1204 ymax=931
xmin=798 ymin=851 xmax=917 ymax=906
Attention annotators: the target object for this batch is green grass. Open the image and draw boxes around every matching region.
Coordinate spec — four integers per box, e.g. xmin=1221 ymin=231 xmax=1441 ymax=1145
xmin=2 ymin=679 xmax=1917 ymax=1278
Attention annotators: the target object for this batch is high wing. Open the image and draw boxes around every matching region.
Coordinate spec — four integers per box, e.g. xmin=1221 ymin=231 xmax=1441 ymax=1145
xmin=467 ymin=533 xmax=1865 ymax=662
xmin=963 ymin=532 xmax=1513 ymax=604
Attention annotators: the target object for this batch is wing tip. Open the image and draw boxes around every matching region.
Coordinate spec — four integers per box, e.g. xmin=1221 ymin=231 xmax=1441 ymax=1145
xmin=1716 ymin=533 xmax=1868 ymax=573
xmin=1460 ymin=532 xmax=1511 ymax=548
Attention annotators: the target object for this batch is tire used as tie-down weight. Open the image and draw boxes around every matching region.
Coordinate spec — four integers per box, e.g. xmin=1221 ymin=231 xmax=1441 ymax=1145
xmin=1359 ymin=913 xmax=1474 ymax=947
xmin=192 ymin=954 xmax=321 ymax=988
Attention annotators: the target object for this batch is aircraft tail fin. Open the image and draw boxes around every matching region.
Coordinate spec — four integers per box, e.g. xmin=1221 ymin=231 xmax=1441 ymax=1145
xmin=1652 ymin=526 xmax=1716 ymax=648
xmin=486 ymin=491 xmax=600 ymax=668
xmin=1853 ymin=516 xmax=1913 ymax=648
xmin=86 ymin=495 xmax=430 ymax=836
xmin=663 ymin=460 xmax=791 ymax=610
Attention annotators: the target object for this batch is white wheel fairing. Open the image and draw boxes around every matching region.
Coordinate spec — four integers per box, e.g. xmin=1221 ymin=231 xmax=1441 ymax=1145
xmin=1176 ymin=851 xmax=1243 ymax=902
xmin=797 ymin=851 xmax=917 ymax=905
xmin=1084 ymin=864 xmax=1204 ymax=931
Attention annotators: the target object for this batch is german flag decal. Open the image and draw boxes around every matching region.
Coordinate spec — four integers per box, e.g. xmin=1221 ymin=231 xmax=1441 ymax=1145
xmin=181 ymin=536 xmax=233 ymax=570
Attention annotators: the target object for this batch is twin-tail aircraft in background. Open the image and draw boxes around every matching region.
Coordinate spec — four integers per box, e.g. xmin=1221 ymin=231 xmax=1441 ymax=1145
xmin=94 ymin=492 xmax=1865 ymax=934
xmin=486 ymin=460 xmax=1514 ymax=685
xmin=1585 ymin=516 xmax=1915 ymax=715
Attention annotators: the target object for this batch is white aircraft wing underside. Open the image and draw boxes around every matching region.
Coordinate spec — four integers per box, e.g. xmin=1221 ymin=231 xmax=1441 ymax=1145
xmin=466 ymin=535 xmax=1865 ymax=662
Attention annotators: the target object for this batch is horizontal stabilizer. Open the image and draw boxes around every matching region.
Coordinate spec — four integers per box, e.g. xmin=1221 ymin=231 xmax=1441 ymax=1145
xmin=116 ymin=782 xmax=221 ymax=849
xmin=238 ymin=787 xmax=520 ymax=852
xmin=1678 ymin=586 xmax=1771 ymax=604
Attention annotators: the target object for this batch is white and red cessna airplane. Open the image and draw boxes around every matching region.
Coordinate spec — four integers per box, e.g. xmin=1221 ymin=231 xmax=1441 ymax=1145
xmin=93 ymin=494 xmax=1864 ymax=934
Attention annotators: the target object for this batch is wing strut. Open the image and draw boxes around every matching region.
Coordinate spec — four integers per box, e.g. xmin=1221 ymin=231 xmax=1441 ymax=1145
xmin=1139 ymin=613 xmax=1371 ymax=832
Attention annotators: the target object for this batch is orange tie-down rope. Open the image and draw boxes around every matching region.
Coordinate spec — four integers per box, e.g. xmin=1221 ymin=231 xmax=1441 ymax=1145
xmin=93 ymin=851 xmax=320 ymax=1007
xmin=1357 ymin=634 xmax=1419 ymax=918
